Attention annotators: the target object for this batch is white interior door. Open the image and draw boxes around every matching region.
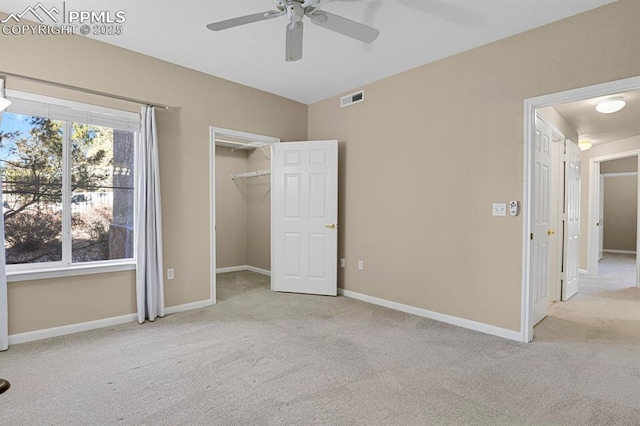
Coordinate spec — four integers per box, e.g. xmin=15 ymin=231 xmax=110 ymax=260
xmin=272 ymin=140 xmax=338 ymax=296
xmin=532 ymin=117 xmax=552 ymax=325
xmin=562 ymin=140 xmax=581 ymax=301
xmin=598 ymin=174 xmax=605 ymax=261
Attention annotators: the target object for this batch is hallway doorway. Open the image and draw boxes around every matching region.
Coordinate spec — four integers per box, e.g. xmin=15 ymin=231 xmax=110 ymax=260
xmin=546 ymin=253 xmax=639 ymax=339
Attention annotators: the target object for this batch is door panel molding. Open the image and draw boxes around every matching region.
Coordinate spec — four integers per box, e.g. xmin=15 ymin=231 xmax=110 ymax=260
xmin=272 ymin=140 xmax=338 ymax=296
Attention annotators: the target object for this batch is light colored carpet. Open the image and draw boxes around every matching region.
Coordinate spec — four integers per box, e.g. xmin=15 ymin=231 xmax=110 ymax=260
xmin=1 ymin=269 xmax=639 ymax=425
xmin=546 ymin=253 xmax=640 ymax=339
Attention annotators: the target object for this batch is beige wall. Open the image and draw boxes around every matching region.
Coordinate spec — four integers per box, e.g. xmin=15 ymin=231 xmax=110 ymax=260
xmin=215 ymin=146 xmax=271 ymax=271
xmin=246 ymin=149 xmax=272 ymax=270
xmin=308 ymin=0 xmax=640 ymax=331
xmin=537 ymin=106 xmax=579 ymax=143
xmin=216 ymin=147 xmax=249 ymax=268
xmin=8 ymin=272 xmax=136 ymax=335
xmin=2 ymin=18 xmax=307 ymax=335
xmin=601 ymin=156 xmax=638 ymax=173
xmin=579 ymin=136 xmax=640 ymax=268
xmin=603 ymin=175 xmax=637 ymax=252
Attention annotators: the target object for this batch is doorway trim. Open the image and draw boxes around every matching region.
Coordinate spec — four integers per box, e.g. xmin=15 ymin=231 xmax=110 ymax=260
xmin=209 ymin=127 xmax=280 ymax=304
xmin=521 ymin=75 xmax=640 ymax=343
xmin=586 ymin=151 xmax=640 ymax=279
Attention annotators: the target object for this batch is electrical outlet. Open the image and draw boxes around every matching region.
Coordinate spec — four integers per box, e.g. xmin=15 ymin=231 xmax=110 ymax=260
xmin=340 ymin=258 xmax=346 ymax=268
xmin=167 ymin=268 xmax=174 ymax=280
xmin=357 ymin=260 xmax=364 ymax=271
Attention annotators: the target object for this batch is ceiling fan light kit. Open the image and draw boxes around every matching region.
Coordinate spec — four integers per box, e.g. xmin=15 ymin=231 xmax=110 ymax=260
xmin=206 ymin=0 xmax=380 ymax=62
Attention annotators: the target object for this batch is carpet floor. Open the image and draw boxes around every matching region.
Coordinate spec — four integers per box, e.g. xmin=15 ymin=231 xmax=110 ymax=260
xmin=0 ymin=265 xmax=638 ymax=425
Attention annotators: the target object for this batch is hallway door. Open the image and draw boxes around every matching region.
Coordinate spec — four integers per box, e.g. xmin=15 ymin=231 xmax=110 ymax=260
xmin=562 ymin=140 xmax=581 ymax=301
xmin=532 ymin=118 xmax=552 ymax=325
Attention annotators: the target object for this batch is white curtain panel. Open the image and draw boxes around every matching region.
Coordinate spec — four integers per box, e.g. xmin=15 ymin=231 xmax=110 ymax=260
xmin=0 ymin=80 xmax=8 ymax=350
xmin=135 ymin=106 xmax=165 ymax=323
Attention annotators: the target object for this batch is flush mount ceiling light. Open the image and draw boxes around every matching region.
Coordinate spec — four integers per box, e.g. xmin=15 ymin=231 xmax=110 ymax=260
xmin=595 ymin=97 xmax=626 ymax=114
xmin=578 ymin=140 xmax=592 ymax=151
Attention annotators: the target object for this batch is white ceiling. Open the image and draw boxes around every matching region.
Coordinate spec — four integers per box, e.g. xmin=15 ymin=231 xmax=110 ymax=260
xmin=3 ymin=0 xmax=616 ymax=104
xmin=553 ymin=90 xmax=640 ymax=146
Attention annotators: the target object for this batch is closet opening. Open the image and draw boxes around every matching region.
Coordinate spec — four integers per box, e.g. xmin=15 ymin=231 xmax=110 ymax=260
xmin=209 ymin=128 xmax=279 ymax=303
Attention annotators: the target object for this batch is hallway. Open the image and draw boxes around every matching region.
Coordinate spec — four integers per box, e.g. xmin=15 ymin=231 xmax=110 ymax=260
xmin=535 ymin=254 xmax=640 ymax=342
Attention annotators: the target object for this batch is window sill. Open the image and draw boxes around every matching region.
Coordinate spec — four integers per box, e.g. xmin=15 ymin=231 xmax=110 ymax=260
xmin=7 ymin=261 xmax=136 ymax=282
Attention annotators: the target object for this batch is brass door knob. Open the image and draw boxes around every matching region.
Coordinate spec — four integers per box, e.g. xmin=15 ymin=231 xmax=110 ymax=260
xmin=547 ymin=229 xmax=555 ymax=236
xmin=325 ymin=224 xmax=337 ymax=229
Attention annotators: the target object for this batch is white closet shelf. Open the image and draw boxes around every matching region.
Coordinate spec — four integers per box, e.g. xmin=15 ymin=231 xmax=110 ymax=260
xmin=231 ymin=169 xmax=271 ymax=180
xmin=215 ymin=139 xmax=270 ymax=151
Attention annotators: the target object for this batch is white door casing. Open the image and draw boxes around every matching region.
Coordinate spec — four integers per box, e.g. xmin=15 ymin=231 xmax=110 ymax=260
xmin=562 ymin=140 xmax=581 ymax=301
xmin=524 ymin=76 xmax=640 ymax=343
xmin=532 ymin=117 xmax=552 ymax=325
xmin=209 ymin=127 xmax=280 ymax=304
xmin=272 ymin=140 xmax=338 ymax=296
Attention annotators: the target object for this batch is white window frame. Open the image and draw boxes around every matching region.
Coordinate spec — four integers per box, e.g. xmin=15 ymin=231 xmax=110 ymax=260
xmin=1 ymin=90 xmax=140 ymax=282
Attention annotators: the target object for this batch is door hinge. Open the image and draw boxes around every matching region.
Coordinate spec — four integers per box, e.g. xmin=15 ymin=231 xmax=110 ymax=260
xmin=530 ymin=233 xmax=534 ymax=240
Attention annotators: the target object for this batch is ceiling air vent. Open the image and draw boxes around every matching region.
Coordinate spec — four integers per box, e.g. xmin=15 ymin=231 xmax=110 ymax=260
xmin=341 ymin=90 xmax=364 ymax=108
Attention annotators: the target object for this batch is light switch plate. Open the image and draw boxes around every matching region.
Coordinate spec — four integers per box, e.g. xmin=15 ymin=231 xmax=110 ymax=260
xmin=492 ymin=203 xmax=507 ymax=217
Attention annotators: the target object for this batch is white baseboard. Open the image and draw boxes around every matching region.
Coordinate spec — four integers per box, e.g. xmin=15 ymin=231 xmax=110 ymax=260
xmin=338 ymin=289 xmax=522 ymax=342
xmin=8 ymin=313 xmax=138 ymax=345
xmin=579 ymin=268 xmax=588 ymax=275
xmin=216 ymin=265 xmax=248 ymax=274
xmin=247 ymin=266 xmax=271 ymax=276
xmin=216 ymin=265 xmax=271 ymax=276
xmin=602 ymin=249 xmax=636 ymax=255
xmin=8 ymin=299 xmax=215 ymax=346
xmin=164 ymin=299 xmax=214 ymax=315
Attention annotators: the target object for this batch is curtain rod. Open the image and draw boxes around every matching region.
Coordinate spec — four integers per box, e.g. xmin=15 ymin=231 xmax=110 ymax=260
xmin=0 ymin=71 xmax=170 ymax=110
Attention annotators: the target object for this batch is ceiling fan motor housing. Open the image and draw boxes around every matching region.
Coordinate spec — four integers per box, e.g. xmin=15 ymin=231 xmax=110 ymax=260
xmin=286 ymin=2 xmax=305 ymax=23
xmin=273 ymin=0 xmax=321 ymax=12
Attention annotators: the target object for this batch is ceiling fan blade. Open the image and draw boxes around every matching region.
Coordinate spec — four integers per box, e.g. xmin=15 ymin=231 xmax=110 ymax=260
xmin=308 ymin=10 xmax=379 ymax=43
xmin=206 ymin=11 xmax=282 ymax=31
xmin=286 ymin=21 xmax=304 ymax=62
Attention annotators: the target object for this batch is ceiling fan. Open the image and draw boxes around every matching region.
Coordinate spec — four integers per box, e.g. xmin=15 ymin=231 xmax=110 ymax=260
xmin=206 ymin=0 xmax=380 ymax=62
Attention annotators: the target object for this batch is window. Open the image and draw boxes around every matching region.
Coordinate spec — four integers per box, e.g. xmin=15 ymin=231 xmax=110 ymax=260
xmin=0 ymin=91 xmax=140 ymax=275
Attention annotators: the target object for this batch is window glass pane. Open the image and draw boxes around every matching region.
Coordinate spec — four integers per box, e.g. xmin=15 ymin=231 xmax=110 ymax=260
xmin=71 ymin=125 xmax=134 ymax=262
xmin=1 ymin=113 xmax=64 ymax=264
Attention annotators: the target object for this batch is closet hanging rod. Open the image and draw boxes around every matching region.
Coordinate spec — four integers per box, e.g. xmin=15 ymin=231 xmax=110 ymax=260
xmin=0 ymin=70 xmax=171 ymax=110
xmin=231 ymin=169 xmax=271 ymax=180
